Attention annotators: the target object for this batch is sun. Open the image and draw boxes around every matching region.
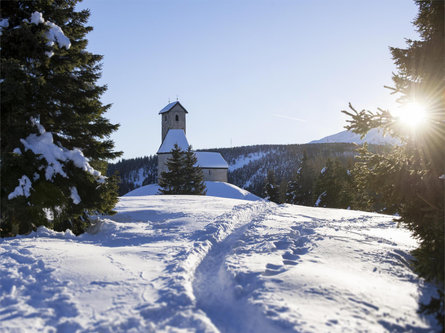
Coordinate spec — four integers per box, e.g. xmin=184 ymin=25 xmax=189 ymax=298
xmin=391 ymin=101 xmax=428 ymax=129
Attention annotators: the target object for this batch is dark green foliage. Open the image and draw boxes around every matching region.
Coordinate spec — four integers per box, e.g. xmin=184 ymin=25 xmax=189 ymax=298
xmin=159 ymin=145 xmax=185 ymax=194
xmin=313 ymin=159 xmax=352 ymax=209
xmin=264 ymin=170 xmax=281 ymax=203
xmin=183 ymin=147 xmax=206 ymax=195
xmin=1 ymin=1 xmax=121 ymax=236
xmin=342 ymin=0 xmax=444 ymax=325
xmin=158 ymin=145 xmax=206 ymax=195
xmin=286 ymin=151 xmax=315 ymax=205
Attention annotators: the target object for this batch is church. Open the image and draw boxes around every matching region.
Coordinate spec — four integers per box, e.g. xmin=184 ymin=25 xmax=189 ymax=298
xmin=156 ymin=101 xmax=228 ymax=183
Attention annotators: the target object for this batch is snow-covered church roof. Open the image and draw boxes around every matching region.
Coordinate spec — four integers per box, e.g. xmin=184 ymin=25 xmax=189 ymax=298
xmin=159 ymin=101 xmax=189 ymax=114
xmin=195 ymin=152 xmax=228 ymax=169
xmin=157 ymin=129 xmax=189 ymax=153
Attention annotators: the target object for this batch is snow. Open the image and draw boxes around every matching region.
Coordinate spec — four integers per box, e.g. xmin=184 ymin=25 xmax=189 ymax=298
xmin=315 ymin=191 xmax=326 ymax=207
xmin=0 ymin=18 xmax=9 ymax=36
xmin=30 ymin=11 xmax=44 ymax=25
xmin=0 ymin=195 xmax=438 ymax=332
xmin=320 ymin=166 xmax=327 ymax=174
xmin=229 ymin=152 xmax=268 ymax=171
xmin=310 ymin=128 xmax=399 ymax=145
xmin=19 ymin=119 xmax=105 ymax=183
xmin=28 ymin=11 xmax=71 ymax=57
xmin=195 ymin=152 xmax=228 ymax=169
xmin=45 ymin=21 xmax=71 ymax=49
xmin=7 ymin=175 xmax=33 ymax=199
xmin=125 ymin=181 xmax=262 ymax=201
xmin=70 ymin=187 xmax=81 ymax=204
xmin=439 ymin=174 xmax=445 ymax=180
xmin=157 ymin=129 xmax=190 ymax=153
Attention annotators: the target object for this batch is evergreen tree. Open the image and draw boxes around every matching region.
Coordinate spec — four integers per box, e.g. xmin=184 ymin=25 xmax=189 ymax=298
xmin=286 ymin=151 xmax=314 ymax=205
xmin=342 ymin=0 xmax=444 ymax=324
xmin=1 ymin=1 xmax=121 ymax=236
xmin=313 ymin=159 xmax=351 ymax=208
xmin=158 ymin=145 xmax=207 ymax=195
xmin=158 ymin=145 xmax=185 ymax=194
xmin=264 ymin=170 xmax=281 ymax=203
xmin=183 ymin=146 xmax=206 ymax=195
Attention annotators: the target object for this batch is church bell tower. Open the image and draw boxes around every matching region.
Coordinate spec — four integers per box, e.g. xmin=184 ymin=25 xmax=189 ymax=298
xmin=159 ymin=101 xmax=188 ymax=142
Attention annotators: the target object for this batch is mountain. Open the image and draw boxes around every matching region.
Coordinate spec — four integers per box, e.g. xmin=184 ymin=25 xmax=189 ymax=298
xmin=107 ymin=143 xmax=362 ymax=197
xmin=310 ymin=128 xmax=399 ymax=145
xmin=0 ymin=194 xmax=439 ymax=331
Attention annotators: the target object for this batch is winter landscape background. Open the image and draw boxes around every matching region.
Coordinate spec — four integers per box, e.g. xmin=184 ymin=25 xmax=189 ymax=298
xmin=1 ymin=0 xmax=443 ymax=332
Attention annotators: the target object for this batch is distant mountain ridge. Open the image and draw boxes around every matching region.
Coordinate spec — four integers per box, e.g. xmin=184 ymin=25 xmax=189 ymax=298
xmin=108 ymin=143 xmax=363 ymax=196
xmin=310 ymin=128 xmax=398 ymax=145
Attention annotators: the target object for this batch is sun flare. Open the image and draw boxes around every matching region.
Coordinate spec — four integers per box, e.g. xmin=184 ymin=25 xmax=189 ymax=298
xmin=391 ymin=102 xmax=427 ymax=129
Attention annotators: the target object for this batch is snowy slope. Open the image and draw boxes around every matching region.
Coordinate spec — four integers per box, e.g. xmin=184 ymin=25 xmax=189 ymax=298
xmin=0 ymin=196 xmax=439 ymax=332
xmin=310 ymin=128 xmax=399 ymax=145
xmin=228 ymin=152 xmax=269 ymax=172
xmin=124 ymin=181 xmax=262 ymax=201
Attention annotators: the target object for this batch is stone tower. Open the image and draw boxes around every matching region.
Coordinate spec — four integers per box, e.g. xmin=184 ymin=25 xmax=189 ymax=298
xmin=159 ymin=101 xmax=188 ymax=142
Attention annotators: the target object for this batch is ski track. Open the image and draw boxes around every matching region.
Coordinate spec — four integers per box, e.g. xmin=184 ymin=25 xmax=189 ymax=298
xmin=193 ymin=203 xmax=292 ymax=333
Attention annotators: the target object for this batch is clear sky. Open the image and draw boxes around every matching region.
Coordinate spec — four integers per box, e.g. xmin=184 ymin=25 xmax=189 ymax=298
xmin=77 ymin=0 xmax=418 ymax=160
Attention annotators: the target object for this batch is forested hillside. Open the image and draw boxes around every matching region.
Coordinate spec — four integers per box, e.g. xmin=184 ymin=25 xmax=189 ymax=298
xmin=107 ymin=143 xmax=389 ymax=205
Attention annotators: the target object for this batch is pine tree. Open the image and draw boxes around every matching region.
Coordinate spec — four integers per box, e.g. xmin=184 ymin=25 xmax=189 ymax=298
xmin=286 ymin=151 xmax=314 ymax=205
xmin=342 ymin=0 xmax=444 ymax=324
xmin=1 ymin=1 xmax=121 ymax=236
xmin=158 ymin=145 xmax=185 ymax=194
xmin=183 ymin=146 xmax=206 ymax=195
xmin=158 ymin=145 xmax=207 ymax=195
xmin=264 ymin=170 xmax=281 ymax=203
xmin=313 ymin=159 xmax=351 ymax=208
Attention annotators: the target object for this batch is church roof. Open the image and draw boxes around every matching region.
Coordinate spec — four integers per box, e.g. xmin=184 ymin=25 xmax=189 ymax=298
xmin=159 ymin=101 xmax=189 ymax=114
xmin=157 ymin=129 xmax=189 ymax=153
xmin=195 ymin=152 xmax=228 ymax=169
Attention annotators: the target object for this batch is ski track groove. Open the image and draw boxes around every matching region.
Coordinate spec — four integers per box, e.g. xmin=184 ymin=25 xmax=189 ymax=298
xmin=193 ymin=203 xmax=292 ymax=333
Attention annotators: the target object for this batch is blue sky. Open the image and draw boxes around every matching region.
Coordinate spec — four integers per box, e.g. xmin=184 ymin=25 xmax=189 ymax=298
xmin=77 ymin=0 xmax=418 ymax=160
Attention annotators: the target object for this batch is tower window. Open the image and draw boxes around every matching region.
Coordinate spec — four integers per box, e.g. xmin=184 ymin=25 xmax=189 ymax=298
xmin=175 ymin=115 xmax=179 ymax=121
xmin=164 ymin=115 xmax=167 ymax=122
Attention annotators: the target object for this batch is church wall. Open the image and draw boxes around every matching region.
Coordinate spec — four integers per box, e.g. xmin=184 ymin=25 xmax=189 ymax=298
xmin=158 ymin=155 xmax=228 ymax=183
xmin=202 ymin=168 xmax=228 ymax=182
xmin=157 ymin=153 xmax=171 ymax=180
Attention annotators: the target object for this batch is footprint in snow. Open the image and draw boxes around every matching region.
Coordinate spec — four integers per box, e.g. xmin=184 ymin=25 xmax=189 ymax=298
xmin=263 ymin=263 xmax=286 ymax=276
xmin=273 ymin=239 xmax=293 ymax=250
xmin=282 ymin=251 xmax=299 ymax=261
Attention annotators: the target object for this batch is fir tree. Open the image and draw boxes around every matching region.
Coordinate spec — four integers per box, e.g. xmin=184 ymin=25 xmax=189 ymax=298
xmin=286 ymin=151 xmax=314 ymax=205
xmin=313 ymin=159 xmax=351 ymax=208
xmin=264 ymin=170 xmax=281 ymax=203
xmin=1 ymin=1 xmax=121 ymax=236
xmin=183 ymin=146 xmax=206 ymax=195
xmin=158 ymin=145 xmax=185 ymax=194
xmin=158 ymin=145 xmax=207 ymax=195
xmin=342 ymin=0 xmax=444 ymax=324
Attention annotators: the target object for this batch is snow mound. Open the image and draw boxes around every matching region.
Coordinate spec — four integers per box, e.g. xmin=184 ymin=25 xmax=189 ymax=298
xmin=124 ymin=181 xmax=262 ymax=201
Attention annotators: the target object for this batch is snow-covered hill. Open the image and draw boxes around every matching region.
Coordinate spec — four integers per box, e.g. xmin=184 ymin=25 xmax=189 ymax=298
xmin=125 ymin=181 xmax=262 ymax=201
xmin=0 ymin=194 xmax=439 ymax=332
xmin=310 ymin=128 xmax=399 ymax=145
